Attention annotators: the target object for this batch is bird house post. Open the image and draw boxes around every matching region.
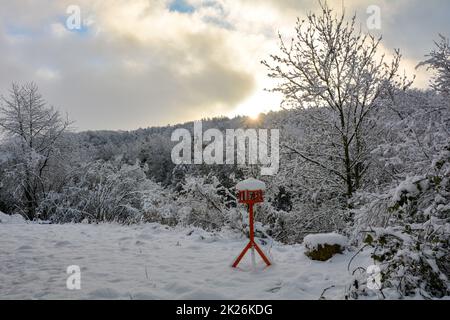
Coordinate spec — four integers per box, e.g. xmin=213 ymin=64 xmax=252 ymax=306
xmin=232 ymin=178 xmax=272 ymax=268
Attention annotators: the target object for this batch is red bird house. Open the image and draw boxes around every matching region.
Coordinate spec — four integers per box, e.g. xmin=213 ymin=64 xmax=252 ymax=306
xmin=232 ymin=178 xmax=272 ymax=269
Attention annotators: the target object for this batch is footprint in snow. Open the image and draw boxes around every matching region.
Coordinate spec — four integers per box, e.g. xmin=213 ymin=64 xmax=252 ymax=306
xmin=17 ymin=245 xmax=33 ymax=251
xmin=137 ymin=233 xmax=153 ymax=240
xmin=88 ymin=288 xmax=121 ymax=299
xmin=54 ymin=241 xmax=71 ymax=247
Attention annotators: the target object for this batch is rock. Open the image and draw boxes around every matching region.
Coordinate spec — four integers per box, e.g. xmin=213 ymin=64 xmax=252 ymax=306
xmin=305 ymin=243 xmax=344 ymax=261
xmin=303 ymin=232 xmax=348 ymax=261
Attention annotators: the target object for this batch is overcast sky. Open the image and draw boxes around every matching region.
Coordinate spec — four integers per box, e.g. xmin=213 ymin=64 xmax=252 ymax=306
xmin=0 ymin=0 xmax=448 ymax=131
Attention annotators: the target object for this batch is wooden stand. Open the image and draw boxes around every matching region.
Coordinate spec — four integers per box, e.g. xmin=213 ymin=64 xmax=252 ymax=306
xmin=232 ymin=190 xmax=271 ymax=268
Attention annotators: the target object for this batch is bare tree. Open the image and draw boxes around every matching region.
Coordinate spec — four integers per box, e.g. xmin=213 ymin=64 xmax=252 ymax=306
xmin=0 ymin=82 xmax=71 ymax=219
xmin=263 ymin=2 xmax=408 ymax=198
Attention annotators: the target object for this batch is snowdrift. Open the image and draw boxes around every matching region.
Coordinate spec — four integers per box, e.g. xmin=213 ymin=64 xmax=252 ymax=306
xmin=0 ymin=211 xmax=26 ymax=224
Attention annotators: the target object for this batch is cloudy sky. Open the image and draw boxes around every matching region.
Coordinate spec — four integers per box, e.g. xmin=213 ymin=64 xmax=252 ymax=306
xmin=0 ymin=0 xmax=448 ymax=131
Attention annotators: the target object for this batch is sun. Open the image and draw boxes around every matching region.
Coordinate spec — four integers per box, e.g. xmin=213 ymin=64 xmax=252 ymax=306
xmin=229 ymin=83 xmax=282 ymax=121
xmin=248 ymin=111 xmax=260 ymax=121
xmin=230 ymin=89 xmax=282 ymax=121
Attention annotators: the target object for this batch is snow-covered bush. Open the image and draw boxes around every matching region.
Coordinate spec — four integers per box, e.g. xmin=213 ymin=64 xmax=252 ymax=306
xmin=139 ymin=180 xmax=180 ymax=226
xmin=259 ymin=199 xmax=346 ymax=244
xmin=39 ymin=160 xmax=154 ymax=223
xmin=175 ymin=174 xmax=239 ymax=231
xmin=349 ymin=144 xmax=450 ymax=299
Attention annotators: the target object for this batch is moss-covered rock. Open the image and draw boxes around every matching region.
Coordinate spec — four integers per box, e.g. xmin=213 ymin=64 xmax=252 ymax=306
xmin=305 ymin=244 xmax=344 ymax=261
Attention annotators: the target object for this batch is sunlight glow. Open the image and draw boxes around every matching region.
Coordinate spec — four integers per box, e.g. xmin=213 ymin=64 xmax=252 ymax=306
xmin=230 ymin=88 xmax=282 ymax=120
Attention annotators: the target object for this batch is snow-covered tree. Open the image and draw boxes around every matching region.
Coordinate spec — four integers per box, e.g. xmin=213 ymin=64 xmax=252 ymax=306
xmin=417 ymin=35 xmax=450 ymax=96
xmin=263 ymin=2 xmax=408 ymax=199
xmin=0 ymin=83 xmax=70 ymax=219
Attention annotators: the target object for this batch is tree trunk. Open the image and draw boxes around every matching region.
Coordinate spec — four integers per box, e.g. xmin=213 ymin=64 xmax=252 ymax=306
xmin=342 ymin=134 xmax=353 ymax=199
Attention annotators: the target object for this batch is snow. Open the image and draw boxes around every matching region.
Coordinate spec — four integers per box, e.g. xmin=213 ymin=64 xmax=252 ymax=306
xmin=392 ymin=176 xmax=428 ymax=203
xmin=0 ymin=223 xmax=372 ymax=300
xmin=0 ymin=211 xmax=26 ymax=224
xmin=303 ymin=233 xmax=348 ymax=250
xmin=236 ymin=178 xmax=266 ymax=191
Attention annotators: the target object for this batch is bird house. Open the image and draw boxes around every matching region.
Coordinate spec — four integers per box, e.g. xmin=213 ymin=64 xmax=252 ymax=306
xmin=236 ymin=178 xmax=266 ymax=204
xmin=238 ymin=189 xmax=264 ymax=204
xmin=232 ymin=178 xmax=272 ymax=269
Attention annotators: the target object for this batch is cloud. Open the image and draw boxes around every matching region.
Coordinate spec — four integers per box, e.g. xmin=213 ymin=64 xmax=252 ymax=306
xmin=0 ymin=0 xmax=258 ymax=130
xmin=0 ymin=0 xmax=447 ymax=130
xmin=35 ymin=67 xmax=60 ymax=81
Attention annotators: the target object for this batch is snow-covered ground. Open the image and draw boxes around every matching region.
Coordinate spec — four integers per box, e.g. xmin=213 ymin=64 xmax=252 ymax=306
xmin=0 ymin=221 xmax=372 ymax=300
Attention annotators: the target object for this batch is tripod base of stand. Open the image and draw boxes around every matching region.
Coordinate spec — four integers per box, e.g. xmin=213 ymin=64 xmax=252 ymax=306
xmin=232 ymin=240 xmax=272 ymax=268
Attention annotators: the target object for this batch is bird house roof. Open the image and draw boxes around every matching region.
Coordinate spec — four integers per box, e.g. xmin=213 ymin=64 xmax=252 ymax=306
xmin=236 ymin=178 xmax=266 ymax=191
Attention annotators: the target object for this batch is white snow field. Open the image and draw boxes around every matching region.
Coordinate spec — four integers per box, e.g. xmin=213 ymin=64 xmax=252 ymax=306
xmin=0 ymin=221 xmax=373 ymax=300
